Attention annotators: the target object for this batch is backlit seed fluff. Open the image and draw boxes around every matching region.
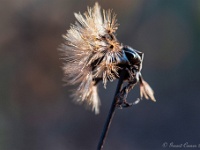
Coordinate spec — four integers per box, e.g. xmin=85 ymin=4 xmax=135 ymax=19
xmin=60 ymin=2 xmax=156 ymax=114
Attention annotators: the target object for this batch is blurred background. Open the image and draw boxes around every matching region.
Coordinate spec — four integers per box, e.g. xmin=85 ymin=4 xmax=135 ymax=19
xmin=1 ymin=0 xmax=200 ymax=149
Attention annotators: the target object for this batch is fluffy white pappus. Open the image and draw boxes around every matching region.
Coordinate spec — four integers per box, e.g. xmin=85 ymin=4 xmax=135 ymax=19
xmin=60 ymin=2 xmax=123 ymax=114
xmin=91 ymin=85 xmax=101 ymax=114
xmin=71 ymin=71 xmax=100 ymax=114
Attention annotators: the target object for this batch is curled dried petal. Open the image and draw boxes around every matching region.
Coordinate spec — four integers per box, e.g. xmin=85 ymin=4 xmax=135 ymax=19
xmin=140 ymin=79 xmax=156 ymax=102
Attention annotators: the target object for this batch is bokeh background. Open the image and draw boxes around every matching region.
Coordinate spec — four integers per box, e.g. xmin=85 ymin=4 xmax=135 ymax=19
xmin=1 ymin=0 xmax=200 ymax=149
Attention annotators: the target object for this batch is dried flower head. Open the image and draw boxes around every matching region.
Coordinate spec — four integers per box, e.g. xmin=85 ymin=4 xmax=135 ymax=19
xmin=60 ymin=2 xmax=156 ymax=114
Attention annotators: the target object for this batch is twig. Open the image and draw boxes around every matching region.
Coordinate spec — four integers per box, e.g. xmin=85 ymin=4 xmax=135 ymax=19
xmin=97 ymin=69 xmax=126 ymax=150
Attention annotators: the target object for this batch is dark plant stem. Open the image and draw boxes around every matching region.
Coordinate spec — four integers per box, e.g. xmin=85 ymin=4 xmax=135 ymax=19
xmin=97 ymin=69 xmax=126 ymax=150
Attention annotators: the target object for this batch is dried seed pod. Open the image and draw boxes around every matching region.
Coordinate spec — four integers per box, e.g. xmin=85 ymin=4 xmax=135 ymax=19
xmin=60 ymin=2 xmax=156 ymax=114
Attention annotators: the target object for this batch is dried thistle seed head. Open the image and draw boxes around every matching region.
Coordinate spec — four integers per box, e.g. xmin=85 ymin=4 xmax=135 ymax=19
xmin=60 ymin=2 xmax=156 ymax=114
xmin=60 ymin=2 xmax=122 ymax=114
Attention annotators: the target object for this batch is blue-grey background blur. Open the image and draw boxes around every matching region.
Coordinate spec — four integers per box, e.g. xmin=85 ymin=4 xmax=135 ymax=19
xmin=1 ymin=0 xmax=200 ymax=149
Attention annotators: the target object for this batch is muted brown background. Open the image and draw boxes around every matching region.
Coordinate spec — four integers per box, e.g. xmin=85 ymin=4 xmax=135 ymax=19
xmin=1 ymin=0 xmax=200 ymax=149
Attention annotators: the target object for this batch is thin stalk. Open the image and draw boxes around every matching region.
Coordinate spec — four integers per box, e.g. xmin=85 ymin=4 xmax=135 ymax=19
xmin=97 ymin=69 xmax=126 ymax=150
